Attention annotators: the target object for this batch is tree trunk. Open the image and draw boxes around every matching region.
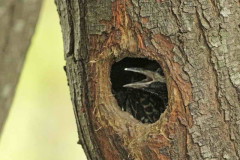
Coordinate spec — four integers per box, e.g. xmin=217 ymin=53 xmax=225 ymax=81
xmin=0 ymin=0 xmax=42 ymax=135
xmin=55 ymin=0 xmax=240 ymax=159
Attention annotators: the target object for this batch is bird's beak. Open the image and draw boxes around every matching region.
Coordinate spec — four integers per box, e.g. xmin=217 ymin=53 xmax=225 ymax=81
xmin=123 ymin=68 xmax=165 ymax=89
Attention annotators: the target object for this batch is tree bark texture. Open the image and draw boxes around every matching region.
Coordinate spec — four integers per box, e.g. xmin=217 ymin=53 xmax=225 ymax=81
xmin=0 ymin=0 xmax=42 ymax=135
xmin=55 ymin=0 xmax=240 ymax=159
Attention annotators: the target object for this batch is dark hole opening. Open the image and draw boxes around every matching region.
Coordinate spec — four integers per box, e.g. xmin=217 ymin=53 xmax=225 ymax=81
xmin=111 ymin=57 xmax=168 ymax=124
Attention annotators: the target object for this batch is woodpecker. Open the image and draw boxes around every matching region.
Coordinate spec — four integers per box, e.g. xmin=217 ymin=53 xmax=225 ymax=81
xmin=114 ymin=67 xmax=168 ymax=123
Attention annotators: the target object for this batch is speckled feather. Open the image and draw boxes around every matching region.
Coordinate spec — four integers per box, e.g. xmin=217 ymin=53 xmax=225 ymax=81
xmin=115 ymin=87 xmax=167 ymax=123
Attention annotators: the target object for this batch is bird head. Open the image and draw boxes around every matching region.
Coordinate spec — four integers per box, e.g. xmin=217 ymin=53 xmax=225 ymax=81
xmin=123 ymin=67 xmax=167 ymax=97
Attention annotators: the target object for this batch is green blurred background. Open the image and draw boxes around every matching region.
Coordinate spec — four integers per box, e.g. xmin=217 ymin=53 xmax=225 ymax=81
xmin=0 ymin=0 xmax=87 ymax=159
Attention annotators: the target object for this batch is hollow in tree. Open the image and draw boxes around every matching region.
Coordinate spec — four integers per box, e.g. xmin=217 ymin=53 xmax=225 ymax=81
xmin=55 ymin=0 xmax=240 ymax=159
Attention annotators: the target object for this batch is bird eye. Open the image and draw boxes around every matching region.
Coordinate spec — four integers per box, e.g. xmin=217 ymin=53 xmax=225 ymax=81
xmin=110 ymin=57 xmax=168 ymax=124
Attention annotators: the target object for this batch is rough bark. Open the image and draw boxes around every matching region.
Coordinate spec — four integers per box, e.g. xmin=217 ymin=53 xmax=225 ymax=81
xmin=55 ymin=0 xmax=240 ymax=159
xmin=0 ymin=0 xmax=42 ymax=136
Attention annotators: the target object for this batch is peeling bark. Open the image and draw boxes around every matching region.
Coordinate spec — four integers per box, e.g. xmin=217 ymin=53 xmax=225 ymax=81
xmin=55 ymin=0 xmax=240 ymax=159
xmin=0 ymin=0 xmax=42 ymax=136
